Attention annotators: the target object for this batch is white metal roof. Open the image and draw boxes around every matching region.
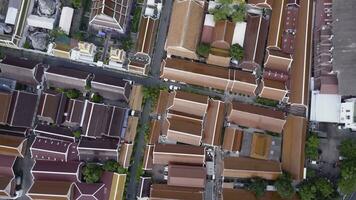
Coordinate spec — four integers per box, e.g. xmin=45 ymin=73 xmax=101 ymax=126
xmin=59 ymin=7 xmax=74 ymax=34
xmin=204 ymin=14 xmax=215 ymax=27
xmin=310 ymin=90 xmax=341 ymax=123
xmin=27 ymin=15 xmax=55 ymax=30
xmin=232 ymin=22 xmax=246 ymax=47
xmin=5 ymin=7 xmax=18 ymax=25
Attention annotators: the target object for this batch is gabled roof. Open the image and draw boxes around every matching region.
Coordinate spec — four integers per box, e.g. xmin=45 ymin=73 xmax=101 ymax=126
xmin=0 ymin=176 xmax=15 ymax=199
xmin=223 ymin=157 xmax=282 ymax=180
xmin=153 ymin=144 xmax=205 ymax=165
xmin=89 ymin=0 xmax=131 ymax=32
xmin=73 ymin=182 xmax=105 ymax=200
xmin=240 ymin=13 xmax=270 ymax=71
xmin=211 ymin=20 xmax=235 ymax=50
xmin=136 ymin=16 xmax=158 ymax=54
xmin=34 ymin=124 xmax=75 ymax=142
xmin=222 ymin=189 xmax=300 ymax=200
xmin=7 ymin=90 xmax=37 ymax=128
xmin=168 ymin=164 xmax=206 ymax=188
xmin=143 ymin=145 xmax=154 ymax=170
xmin=150 ymin=184 xmax=204 ymax=200
xmin=31 ymin=160 xmax=82 ymax=182
xmin=37 ymin=90 xmax=67 ymax=124
xmin=282 ymin=115 xmax=306 ymax=181
xmin=0 ymin=134 xmax=27 ymax=157
xmin=222 ymin=127 xmax=243 ymax=152
xmin=118 ymin=143 xmax=133 ymax=168
xmin=202 ymin=99 xmax=225 ymax=146
xmin=0 ymin=91 xmax=12 ymax=124
xmin=247 ymin=0 xmax=274 ymax=9
xmin=78 ymin=137 xmax=120 ymax=162
xmin=227 ymin=102 xmax=286 ymax=133
xmin=27 ymin=180 xmax=74 ymax=200
xmin=30 ymin=136 xmax=79 ymax=162
xmin=165 ymin=0 xmax=205 ymax=60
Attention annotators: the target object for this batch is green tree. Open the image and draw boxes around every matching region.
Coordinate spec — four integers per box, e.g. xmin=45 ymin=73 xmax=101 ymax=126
xmin=338 ymin=159 xmax=356 ymax=194
xmin=230 ymin=43 xmax=244 ymax=60
xmin=142 ymin=86 xmax=167 ymax=104
xmin=23 ymin=41 xmax=31 ymax=49
xmin=339 ymin=139 xmax=356 ymax=159
xmin=117 ymin=166 xmax=128 ymax=174
xmin=103 ymin=160 xmax=119 ymax=172
xmin=231 ymin=3 xmax=246 ymax=22
xmin=121 ymin=37 xmax=133 ymax=51
xmin=196 ymin=43 xmax=211 ymax=58
xmin=50 ymin=28 xmax=66 ymax=40
xmin=72 ymin=130 xmax=81 ymax=138
xmin=275 ymin=172 xmax=295 ymax=199
xmin=298 ymin=178 xmax=334 ymax=200
xmin=305 ymin=134 xmax=320 ymax=160
xmin=91 ymin=93 xmax=103 ymax=103
xmin=247 ymin=178 xmax=267 ymax=198
xmin=65 ymin=89 xmax=81 ymax=99
xmin=83 ymin=164 xmax=103 ymax=183
xmin=72 ymin=0 xmax=82 ymax=8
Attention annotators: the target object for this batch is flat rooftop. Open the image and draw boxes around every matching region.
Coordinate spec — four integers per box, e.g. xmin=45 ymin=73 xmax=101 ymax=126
xmin=333 ymin=0 xmax=356 ymax=96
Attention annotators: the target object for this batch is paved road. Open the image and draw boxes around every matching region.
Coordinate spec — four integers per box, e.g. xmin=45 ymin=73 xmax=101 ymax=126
xmin=126 ymin=100 xmax=152 ymax=199
xmin=149 ymin=0 xmax=173 ymax=77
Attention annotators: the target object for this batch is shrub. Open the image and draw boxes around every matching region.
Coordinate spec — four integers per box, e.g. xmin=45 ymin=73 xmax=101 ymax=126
xmin=275 ymin=172 xmax=295 ymax=199
xmin=247 ymin=178 xmax=267 ymax=198
xmin=305 ymin=134 xmax=320 ymax=160
xmin=339 ymin=139 xmax=356 ymax=159
xmin=230 ymin=43 xmax=244 ymax=60
xmin=72 ymin=130 xmax=81 ymax=138
xmin=72 ymin=0 xmax=82 ymax=8
xmin=83 ymin=164 xmax=103 ymax=183
xmin=298 ymin=178 xmax=334 ymax=200
xmin=91 ymin=93 xmax=103 ymax=103
xmin=121 ymin=37 xmax=133 ymax=51
xmin=103 ymin=160 xmax=119 ymax=172
xmin=196 ymin=43 xmax=211 ymax=58
xmin=65 ymin=89 xmax=81 ymax=99
xmin=338 ymin=159 xmax=356 ymax=194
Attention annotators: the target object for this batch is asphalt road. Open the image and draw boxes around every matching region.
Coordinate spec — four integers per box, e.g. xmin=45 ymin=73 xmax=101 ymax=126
xmin=149 ymin=0 xmax=173 ymax=77
xmin=126 ymin=100 xmax=152 ymax=199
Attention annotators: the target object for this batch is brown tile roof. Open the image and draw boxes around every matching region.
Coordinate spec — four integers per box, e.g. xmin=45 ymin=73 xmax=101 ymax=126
xmin=7 ymin=90 xmax=37 ymax=128
xmin=167 ymin=114 xmax=202 ymax=136
xmin=0 ymin=134 xmax=27 ymax=157
xmin=143 ymin=145 xmax=154 ymax=170
xmin=0 ymin=91 xmax=12 ymax=124
xmin=240 ymin=13 xmax=270 ymax=70
xmin=211 ymin=20 xmax=235 ymax=50
xmin=31 ymin=160 xmax=82 ymax=182
xmin=155 ymin=90 xmax=174 ymax=115
xmin=124 ymin=116 xmax=139 ymax=142
xmin=227 ymin=102 xmax=286 ymax=133
xmin=37 ymin=90 xmax=66 ymax=124
xmin=223 ymin=157 xmax=282 ymax=180
xmin=136 ymin=16 xmax=158 ymax=54
xmin=64 ymin=99 xmax=84 ymax=125
xmin=27 ymin=180 xmax=73 ymax=200
xmin=282 ymin=115 xmax=306 ymax=181
xmin=175 ymin=91 xmax=208 ymax=105
xmin=202 ymin=100 xmax=225 ymax=146
xmin=118 ymin=143 xmax=133 ymax=168
xmin=264 ymin=49 xmax=292 ymax=72
xmin=250 ymin=133 xmax=272 ymax=160
xmin=168 ymin=164 xmax=206 ymax=188
xmin=222 ymin=189 xmax=300 ymax=200
xmin=267 ymin=0 xmax=286 ymax=48
xmin=222 ymin=127 xmax=243 ymax=152
xmin=149 ymin=119 xmax=161 ymax=145
xmin=0 ymin=176 xmax=15 ymax=199
xmin=259 ymin=79 xmax=288 ymax=101
xmin=201 ymin=26 xmax=214 ymax=44
xmin=248 ymin=0 xmax=274 ymax=9
xmin=288 ymin=0 xmax=312 ymax=106
xmin=153 ymin=144 xmax=205 ymax=165
xmin=150 ymin=184 xmax=204 ymax=200
xmin=165 ymin=0 xmax=205 ymax=60
xmin=162 ymin=58 xmax=258 ymax=96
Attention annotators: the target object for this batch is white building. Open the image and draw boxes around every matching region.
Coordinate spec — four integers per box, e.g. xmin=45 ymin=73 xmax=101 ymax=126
xmin=59 ymin=7 xmax=74 ymax=34
xmin=310 ymin=90 xmax=341 ymax=123
xmin=108 ymin=48 xmax=126 ymax=69
xmin=70 ymin=42 xmax=97 ymax=63
xmin=340 ymin=99 xmax=356 ymax=131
